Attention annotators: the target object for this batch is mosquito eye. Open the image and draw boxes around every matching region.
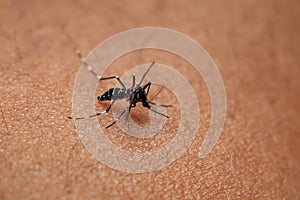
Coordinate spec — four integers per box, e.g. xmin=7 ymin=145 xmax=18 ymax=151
xmin=97 ymin=96 xmax=102 ymax=101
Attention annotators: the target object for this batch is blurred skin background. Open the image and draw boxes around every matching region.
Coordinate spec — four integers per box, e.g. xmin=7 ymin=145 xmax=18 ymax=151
xmin=0 ymin=0 xmax=299 ymax=199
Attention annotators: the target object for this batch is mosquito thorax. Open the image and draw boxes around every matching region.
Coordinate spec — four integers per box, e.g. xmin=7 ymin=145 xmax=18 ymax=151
xmin=131 ymin=86 xmax=147 ymax=102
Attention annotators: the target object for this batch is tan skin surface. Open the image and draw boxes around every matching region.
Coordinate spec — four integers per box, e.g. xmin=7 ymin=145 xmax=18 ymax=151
xmin=0 ymin=0 xmax=299 ymax=199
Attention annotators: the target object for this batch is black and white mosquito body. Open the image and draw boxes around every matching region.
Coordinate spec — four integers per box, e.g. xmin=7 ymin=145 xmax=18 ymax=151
xmin=68 ymin=47 xmax=171 ymax=128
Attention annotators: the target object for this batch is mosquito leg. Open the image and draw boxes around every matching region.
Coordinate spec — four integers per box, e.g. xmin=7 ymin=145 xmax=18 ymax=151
xmin=147 ymin=85 xmax=172 ymax=107
xmin=125 ymin=104 xmax=133 ymax=123
xmin=74 ymin=47 xmax=126 ymax=88
xmin=106 ymin=107 xmax=128 ymax=129
xmin=124 ymin=104 xmax=135 ymax=130
xmin=99 ymin=76 xmax=126 ymax=88
xmin=138 ymin=61 xmax=155 ymax=86
xmin=104 ymin=99 xmax=116 ymax=113
xmin=143 ymin=81 xmax=151 ymax=96
xmin=147 ymin=106 xmax=169 ymax=118
xmin=74 ymin=46 xmax=102 ymax=80
xmin=68 ymin=99 xmax=116 ymax=120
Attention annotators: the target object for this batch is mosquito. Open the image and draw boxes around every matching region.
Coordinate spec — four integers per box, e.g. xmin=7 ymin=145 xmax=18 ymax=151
xmin=68 ymin=47 xmax=171 ymax=128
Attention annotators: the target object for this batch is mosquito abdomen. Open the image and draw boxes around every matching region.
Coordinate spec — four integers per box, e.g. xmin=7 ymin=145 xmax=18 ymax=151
xmin=97 ymin=88 xmax=131 ymax=101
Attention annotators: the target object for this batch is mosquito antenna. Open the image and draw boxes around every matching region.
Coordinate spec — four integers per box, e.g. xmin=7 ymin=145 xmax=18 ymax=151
xmin=138 ymin=61 xmax=155 ymax=86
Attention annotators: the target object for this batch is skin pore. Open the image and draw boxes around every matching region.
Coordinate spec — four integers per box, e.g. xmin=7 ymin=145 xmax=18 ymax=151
xmin=0 ymin=0 xmax=299 ymax=199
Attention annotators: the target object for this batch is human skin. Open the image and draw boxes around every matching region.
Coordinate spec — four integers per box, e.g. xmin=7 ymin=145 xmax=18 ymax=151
xmin=0 ymin=0 xmax=299 ymax=199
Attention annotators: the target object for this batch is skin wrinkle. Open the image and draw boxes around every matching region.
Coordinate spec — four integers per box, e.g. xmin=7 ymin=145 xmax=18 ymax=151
xmin=65 ymin=141 xmax=79 ymax=193
xmin=14 ymin=29 xmax=22 ymax=62
xmin=0 ymin=24 xmax=9 ymax=39
xmin=0 ymin=101 xmax=10 ymax=136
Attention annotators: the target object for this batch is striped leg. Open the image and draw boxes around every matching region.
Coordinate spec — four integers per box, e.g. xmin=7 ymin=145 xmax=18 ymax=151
xmin=74 ymin=47 xmax=126 ymax=88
